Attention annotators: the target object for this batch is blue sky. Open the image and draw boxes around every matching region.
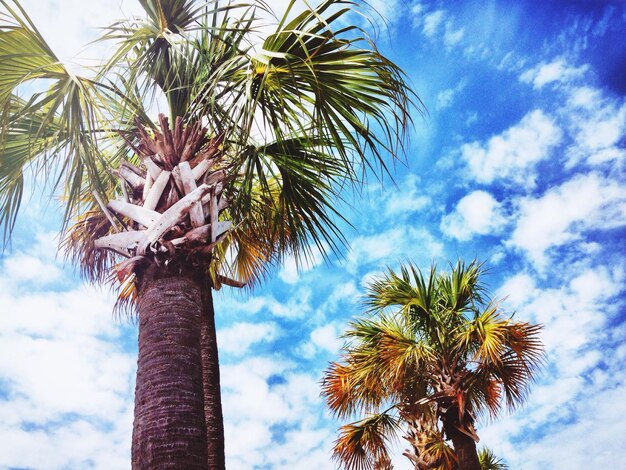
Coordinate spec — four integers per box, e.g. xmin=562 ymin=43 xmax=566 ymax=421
xmin=1 ymin=0 xmax=625 ymax=468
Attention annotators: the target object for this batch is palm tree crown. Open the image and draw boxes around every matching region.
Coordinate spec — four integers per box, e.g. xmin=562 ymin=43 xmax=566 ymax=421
xmin=0 ymin=0 xmax=417 ymax=287
xmin=322 ymin=260 xmax=544 ymax=470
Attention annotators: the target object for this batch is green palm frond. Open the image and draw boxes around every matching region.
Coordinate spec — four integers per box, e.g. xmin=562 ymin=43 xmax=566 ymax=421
xmin=235 ymin=136 xmax=348 ymax=260
xmin=344 ymin=315 xmax=433 ymax=392
xmin=0 ymin=3 xmax=119 ymax=240
xmin=478 ymin=447 xmax=508 ymax=470
xmin=0 ymin=94 xmax=60 ymax=239
xmin=241 ymin=0 xmax=417 ymax=174
xmin=437 ymin=259 xmax=486 ymax=313
xmin=333 ymin=412 xmax=400 ymax=470
xmin=322 ymin=347 xmax=391 ymax=419
xmin=457 ymin=303 xmax=509 ymax=364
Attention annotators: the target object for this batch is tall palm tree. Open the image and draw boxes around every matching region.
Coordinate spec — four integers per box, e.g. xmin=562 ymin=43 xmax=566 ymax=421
xmin=0 ymin=0 xmax=416 ymax=467
xmin=322 ymin=260 xmax=544 ymax=470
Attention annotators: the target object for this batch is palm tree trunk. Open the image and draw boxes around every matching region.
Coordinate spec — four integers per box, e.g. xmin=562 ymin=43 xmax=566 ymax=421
xmin=132 ymin=264 xmax=208 ymax=469
xmin=200 ymin=286 xmax=226 ymax=469
xmin=442 ymin=420 xmax=480 ymax=470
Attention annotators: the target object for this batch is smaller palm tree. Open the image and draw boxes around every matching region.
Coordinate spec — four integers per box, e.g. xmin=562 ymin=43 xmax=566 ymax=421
xmin=478 ymin=447 xmax=509 ymax=470
xmin=322 ymin=260 xmax=544 ymax=470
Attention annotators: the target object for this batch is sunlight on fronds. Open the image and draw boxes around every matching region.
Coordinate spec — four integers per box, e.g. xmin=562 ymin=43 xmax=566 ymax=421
xmin=437 ymin=259 xmax=486 ymax=313
xmin=327 ymin=260 xmax=544 ymax=468
xmin=459 ymin=304 xmax=509 ymax=364
xmin=1 ymin=0 xmax=418 ymax=319
xmin=478 ymin=447 xmax=509 ymax=470
xmin=323 ymin=361 xmax=359 ymax=418
xmin=423 ymin=435 xmax=457 ymax=470
xmin=333 ymin=413 xmax=399 ymax=470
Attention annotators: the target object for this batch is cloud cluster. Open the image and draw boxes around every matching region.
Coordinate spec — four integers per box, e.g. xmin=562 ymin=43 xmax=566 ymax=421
xmin=0 ymin=242 xmax=136 ymax=470
xmin=440 ymin=190 xmax=506 ymax=241
xmin=461 ymin=109 xmax=562 ymax=186
xmin=221 ymin=358 xmax=334 ymax=469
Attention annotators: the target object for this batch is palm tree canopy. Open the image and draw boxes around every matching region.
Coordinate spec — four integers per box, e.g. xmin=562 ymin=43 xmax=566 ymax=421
xmin=322 ymin=260 xmax=544 ymax=470
xmin=0 ymin=0 xmax=418 ymax=287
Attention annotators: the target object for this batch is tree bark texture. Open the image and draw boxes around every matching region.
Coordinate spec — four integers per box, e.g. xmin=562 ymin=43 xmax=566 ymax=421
xmin=442 ymin=417 xmax=480 ymax=470
xmin=200 ymin=286 xmax=226 ymax=469
xmin=132 ymin=264 xmax=208 ymax=469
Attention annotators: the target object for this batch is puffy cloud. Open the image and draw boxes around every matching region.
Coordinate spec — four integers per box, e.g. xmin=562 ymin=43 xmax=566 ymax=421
xmin=564 ymin=86 xmax=626 ymax=167
xmin=461 ymin=110 xmax=563 ymax=185
xmin=214 ymin=287 xmax=313 ymax=320
xmin=481 ymin=265 xmax=626 ymax=469
xmin=497 ymin=272 xmax=537 ymax=307
xmin=435 ymin=79 xmax=467 ymax=111
xmin=18 ymin=0 xmax=143 ymax=65
xmin=218 ymin=322 xmax=280 ymax=356
xmin=440 ymin=190 xmax=506 ymax=240
xmin=2 ymin=253 xmax=62 ymax=285
xmin=443 ymin=23 xmax=465 ymax=47
xmin=345 ymin=226 xmax=444 ymax=274
xmin=422 ymin=10 xmax=444 ymax=37
xmin=221 ymin=357 xmax=333 ymax=468
xmin=299 ymin=323 xmax=345 ymax=358
xmin=383 ymin=174 xmax=431 ymax=216
xmin=278 ymin=244 xmax=325 ymax=284
xmin=0 ymin=248 xmax=135 ymax=470
xmin=520 ymin=58 xmax=588 ymax=89
xmin=509 ymin=173 xmax=626 ymax=268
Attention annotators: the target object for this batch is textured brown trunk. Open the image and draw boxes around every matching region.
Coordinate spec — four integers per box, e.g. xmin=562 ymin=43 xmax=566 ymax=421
xmin=200 ymin=286 xmax=226 ymax=469
xmin=442 ymin=419 xmax=480 ymax=470
xmin=132 ymin=264 xmax=208 ymax=469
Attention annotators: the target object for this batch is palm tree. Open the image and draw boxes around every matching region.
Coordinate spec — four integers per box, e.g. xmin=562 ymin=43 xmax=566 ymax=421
xmin=322 ymin=260 xmax=544 ymax=470
xmin=477 ymin=448 xmax=508 ymax=470
xmin=0 ymin=0 xmax=416 ymax=467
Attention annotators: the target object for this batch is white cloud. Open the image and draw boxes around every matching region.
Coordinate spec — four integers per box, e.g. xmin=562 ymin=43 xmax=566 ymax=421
xmin=3 ymin=253 xmax=63 ymax=284
xmin=509 ymin=173 xmax=626 ymax=268
xmin=218 ymin=322 xmax=280 ymax=356
xmin=0 ymin=250 xmax=135 ymax=470
xmin=320 ymin=281 xmax=358 ymax=314
xmin=497 ymin=272 xmax=537 ymax=308
xmin=366 ymin=0 xmax=403 ymax=24
xmin=435 ymin=79 xmax=467 ymax=111
xmin=520 ymin=58 xmax=588 ymax=89
xmin=422 ymin=10 xmax=444 ymax=37
xmin=345 ymin=226 xmax=444 ymax=274
xmin=267 ymin=287 xmax=313 ymax=319
xmin=214 ymin=287 xmax=313 ymax=320
xmin=461 ymin=110 xmax=563 ymax=185
xmin=440 ymin=190 xmax=506 ymax=241
xmin=564 ymin=86 xmax=626 ymax=167
xmin=278 ymin=245 xmax=325 ymax=284
xmin=300 ymin=323 xmax=344 ymax=358
xmin=18 ymin=0 xmax=143 ymax=66
xmin=443 ymin=22 xmax=465 ymax=47
xmin=221 ymin=357 xmax=334 ymax=468
xmin=383 ymin=174 xmax=431 ymax=216
xmin=481 ymin=266 xmax=626 ymax=469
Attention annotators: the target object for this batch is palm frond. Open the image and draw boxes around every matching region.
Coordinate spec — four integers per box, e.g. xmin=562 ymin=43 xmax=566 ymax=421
xmin=242 ymin=0 xmax=417 ymax=175
xmin=478 ymin=447 xmax=508 ymax=470
xmin=0 ymin=5 xmax=112 ymax=241
xmin=333 ymin=412 xmax=400 ymax=470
